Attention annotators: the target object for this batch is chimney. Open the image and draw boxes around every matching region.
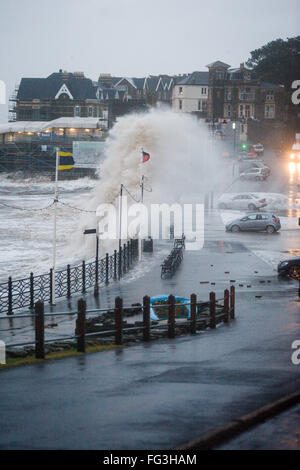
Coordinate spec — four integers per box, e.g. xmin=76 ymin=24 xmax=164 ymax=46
xmin=240 ymin=63 xmax=244 ymax=69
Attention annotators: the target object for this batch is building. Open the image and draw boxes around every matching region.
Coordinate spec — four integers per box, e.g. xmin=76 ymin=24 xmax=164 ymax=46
xmin=206 ymin=60 xmax=285 ymax=122
xmin=10 ymin=70 xmax=103 ymax=122
xmin=172 ymin=71 xmax=209 ymax=117
xmin=0 ymin=117 xmax=106 ymax=176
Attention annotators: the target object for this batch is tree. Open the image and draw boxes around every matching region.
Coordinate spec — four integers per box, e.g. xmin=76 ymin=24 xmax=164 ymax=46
xmin=246 ymin=36 xmax=300 ymax=90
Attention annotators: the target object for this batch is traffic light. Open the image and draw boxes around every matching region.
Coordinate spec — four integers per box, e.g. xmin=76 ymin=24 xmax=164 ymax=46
xmin=241 ymin=143 xmax=247 ymax=150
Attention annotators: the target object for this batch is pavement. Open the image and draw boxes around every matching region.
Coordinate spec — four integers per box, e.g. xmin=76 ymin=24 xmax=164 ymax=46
xmin=215 ymin=403 xmax=300 ymax=450
xmin=0 ymin=150 xmax=300 ymax=450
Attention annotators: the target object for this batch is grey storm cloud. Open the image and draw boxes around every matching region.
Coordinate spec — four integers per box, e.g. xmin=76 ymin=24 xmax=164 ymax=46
xmin=0 ymin=0 xmax=299 ymax=122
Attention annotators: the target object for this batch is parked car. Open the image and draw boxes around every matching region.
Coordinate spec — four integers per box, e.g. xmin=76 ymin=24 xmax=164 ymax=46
xmin=218 ymin=193 xmax=267 ymax=210
xmin=225 ymin=213 xmax=281 ymax=233
xmin=238 ymin=159 xmax=271 ymax=176
xmin=277 ymin=258 xmax=300 ymax=279
xmin=252 ymin=143 xmax=264 ymax=155
xmin=239 ymin=167 xmax=268 ymax=181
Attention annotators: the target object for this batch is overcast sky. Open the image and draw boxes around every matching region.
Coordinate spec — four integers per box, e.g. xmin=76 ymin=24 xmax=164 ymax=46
xmin=0 ymin=0 xmax=299 ymax=121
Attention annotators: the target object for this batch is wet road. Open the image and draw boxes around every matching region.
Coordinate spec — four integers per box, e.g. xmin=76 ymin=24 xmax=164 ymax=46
xmin=0 ymin=150 xmax=300 ymax=449
xmin=0 ymin=282 xmax=299 ymax=449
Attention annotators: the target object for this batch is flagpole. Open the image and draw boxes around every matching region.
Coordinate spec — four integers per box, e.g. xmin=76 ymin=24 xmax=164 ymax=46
xmin=138 ymin=173 xmax=144 ymax=262
xmin=51 ymin=147 xmax=59 ymax=305
xmin=118 ymin=184 xmax=123 ymax=279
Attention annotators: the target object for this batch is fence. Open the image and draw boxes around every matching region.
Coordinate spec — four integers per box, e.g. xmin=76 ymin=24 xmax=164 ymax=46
xmin=1 ymin=286 xmax=235 ymax=360
xmin=0 ymin=239 xmax=139 ymax=316
xmin=161 ymin=237 xmax=185 ymax=279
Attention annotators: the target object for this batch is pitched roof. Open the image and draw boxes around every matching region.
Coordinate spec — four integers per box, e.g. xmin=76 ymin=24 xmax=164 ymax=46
xmin=177 ymin=71 xmax=209 ymax=86
xmin=17 ymin=72 xmax=97 ymax=100
xmin=206 ymin=60 xmax=230 ymax=69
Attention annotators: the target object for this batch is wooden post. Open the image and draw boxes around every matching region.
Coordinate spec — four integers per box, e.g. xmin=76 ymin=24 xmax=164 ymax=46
xmin=115 ymin=296 xmax=123 ymax=345
xmin=230 ymin=285 xmax=235 ymax=319
xmin=209 ymin=292 xmax=216 ymax=329
xmin=67 ymin=264 xmax=71 ymax=299
xmin=30 ymin=272 xmax=34 ymax=309
xmin=224 ymin=289 xmax=229 ymax=323
xmin=168 ymin=294 xmax=175 ymax=339
xmin=143 ymin=295 xmax=151 ymax=341
xmin=8 ymin=276 xmax=13 ymax=316
xmin=76 ymin=299 xmax=86 ymax=353
xmin=35 ymin=301 xmax=45 ymax=359
xmin=190 ymin=293 xmax=197 ymax=334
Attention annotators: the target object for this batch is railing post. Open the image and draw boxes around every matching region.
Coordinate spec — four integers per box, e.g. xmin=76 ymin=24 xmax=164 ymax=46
xmin=123 ymin=243 xmax=127 ymax=274
xmin=127 ymin=241 xmax=130 ymax=270
xmin=49 ymin=268 xmax=53 ymax=305
xmin=76 ymin=298 xmax=86 ymax=353
xmin=130 ymin=239 xmax=133 ymax=264
xmin=168 ymin=294 xmax=175 ymax=339
xmin=209 ymin=291 xmax=216 ymax=329
xmin=8 ymin=276 xmax=13 ymax=316
xmin=105 ymin=253 xmax=109 ymax=285
xmin=190 ymin=293 xmax=197 ymax=334
xmin=35 ymin=301 xmax=45 ymax=359
xmin=230 ymin=285 xmax=235 ymax=319
xmin=130 ymin=239 xmax=133 ymax=265
xmin=118 ymin=246 xmax=122 ymax=279
xmin=30 ymin=272 xmax=34 ymax=309
xmin=224 ymin=289 xmax=229 ymax=323
xmin=114 ymin=250 xmax=117 ymax=280
xmin=143 ymin=295 xmax=151 ymax=342
xmin=82 ymin=260 xmax=86 ymax=294
xmin=115 ymin=296 xmax=123 ymax=345
xmin=67 ymin=264 xmax=71 ymax=299
xmin=95 ymin=255 xmax=99 ymax=290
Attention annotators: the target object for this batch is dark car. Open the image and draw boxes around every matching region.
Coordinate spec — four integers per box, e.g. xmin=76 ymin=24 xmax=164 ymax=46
xmin=277 ymin=258 xmax=300 ymax=279
xmin=226 ymin=213 xmax=281 ymax=233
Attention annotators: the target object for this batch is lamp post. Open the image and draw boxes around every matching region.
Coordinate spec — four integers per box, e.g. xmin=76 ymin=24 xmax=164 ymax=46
xmin=84 ymin=228 xmax=99 ymax=295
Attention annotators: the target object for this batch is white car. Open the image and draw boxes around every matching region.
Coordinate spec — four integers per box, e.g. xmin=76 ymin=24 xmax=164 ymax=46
xmin=218 ymin=193 xmax=267 ymax=210
xmin=239 ymin=167 xmax=268 ymax=181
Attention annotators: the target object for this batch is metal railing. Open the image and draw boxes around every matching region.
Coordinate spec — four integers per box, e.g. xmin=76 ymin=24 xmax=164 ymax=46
xmin=0 ymin=239 xmax=139 ymax=316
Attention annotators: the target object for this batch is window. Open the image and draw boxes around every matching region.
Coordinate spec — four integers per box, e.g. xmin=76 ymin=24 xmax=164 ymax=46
xmin=266 ymin=93 xmax=274 ymax=101
xmin=225 ymin=104 xmax=231 ymax=117
xmin=216 ymin=71 xmax=225 ymax=80
xmin=74 ymin=106 xmax=81 ymax=117
xmin=179 ymin=100 xmax=182 ymax=110
xmin=225 ymin=88 xmax=232 ymax=100
xmin=198 ymin=100 xmax=201 ymax=111
xmin=201 ymin=88 xmax=207 ymax=95
xmin=245 ymin=105 xmax=250 ymax=118
xmin=88 ymin=106 xmax=93 ymax=117
xmin=265 ymin=104 xmax=275 ymax=119
xmin=179 ymin=87 xmax=183 ymax=94
xmin=239 ymin=105 xmax=244 ymax=118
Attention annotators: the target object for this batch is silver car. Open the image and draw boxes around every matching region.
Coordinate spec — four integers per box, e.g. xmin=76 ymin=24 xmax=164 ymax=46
xmin=226 ymin=213 xmax=281 ymax=233
xmin=218 ymin=193 xmax=267 ymax=210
